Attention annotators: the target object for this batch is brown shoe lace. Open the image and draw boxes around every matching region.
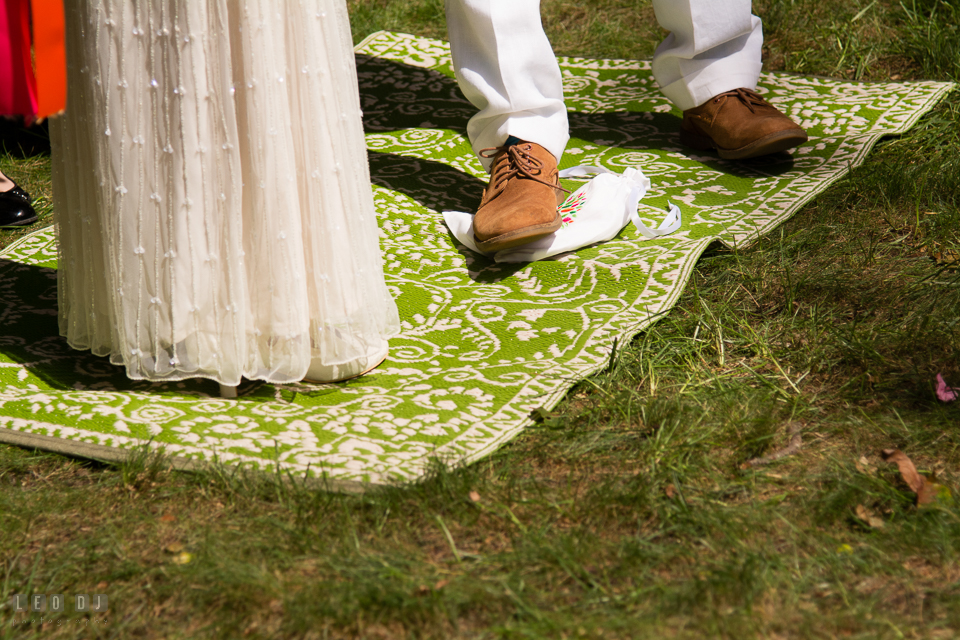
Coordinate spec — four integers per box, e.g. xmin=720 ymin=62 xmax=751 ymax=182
xmin=711 ymin=87 xmax=771 ymax=113
xmin=479 ymin=143 xmax=571 ymax=194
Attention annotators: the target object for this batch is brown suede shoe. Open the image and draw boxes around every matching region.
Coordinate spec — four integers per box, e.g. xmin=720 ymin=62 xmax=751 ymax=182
xmin=681 ymin=88 xmax=808 ymax=160
xmin=473 ymin=140 xmax=568 ymax=253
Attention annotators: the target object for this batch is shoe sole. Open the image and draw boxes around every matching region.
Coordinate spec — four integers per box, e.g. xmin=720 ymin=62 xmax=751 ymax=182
xmin=681 ymin=127 xmax=808 ymax=160
xmin=0 ymin=217 xmax=38 ymax=229
xmin=0 ymin=218 xmax=37 ymax=229
xmin=474 ymin=212 xmax=563 ymax=254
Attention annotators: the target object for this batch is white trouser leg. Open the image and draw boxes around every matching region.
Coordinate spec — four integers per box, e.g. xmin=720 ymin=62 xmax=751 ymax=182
xmin=651 ymin=0 xmax=763 ymax=112
xmin=445 ymin=0 xmax=569 ymax=171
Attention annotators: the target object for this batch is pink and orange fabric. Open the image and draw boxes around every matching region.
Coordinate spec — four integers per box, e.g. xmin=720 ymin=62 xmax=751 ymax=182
xmin=0 ymin=0 xmax=65 ymax=120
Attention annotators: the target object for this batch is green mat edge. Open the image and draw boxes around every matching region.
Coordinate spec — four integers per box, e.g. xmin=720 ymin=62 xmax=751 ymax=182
xmin=0 ymin=31 xmax=955 ymax=489
xmin=350 ymin=32 xmax=957 ymax=477
xmin=1 ymin=224 xmax=55 ymax=258
xmin=432 ymin=65 xmax=956 ymax=473
xmin=0 ymin=225 xmax=368 ymax=493
xmin=0 ymin=421 xmax=369 ymax=494
xmin=716 ymin=79 xmax=957 ymax=250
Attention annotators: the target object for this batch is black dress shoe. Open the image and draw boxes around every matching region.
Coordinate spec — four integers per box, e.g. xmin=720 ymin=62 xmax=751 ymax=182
xmin=0 ymin=183 xmax=38 ymax=228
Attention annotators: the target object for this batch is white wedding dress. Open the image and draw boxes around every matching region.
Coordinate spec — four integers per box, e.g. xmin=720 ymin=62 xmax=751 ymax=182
xmin=51 ymin=0 xmax=399 ymax=386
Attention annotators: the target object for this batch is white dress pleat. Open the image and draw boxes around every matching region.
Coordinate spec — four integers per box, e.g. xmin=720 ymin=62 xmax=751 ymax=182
xmin=51 ymin=0 xmax=400 ymax=386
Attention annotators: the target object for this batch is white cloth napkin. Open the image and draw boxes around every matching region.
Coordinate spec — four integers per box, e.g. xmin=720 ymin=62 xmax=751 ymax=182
xmin=443 ymin=165 xmax=681 ymax=263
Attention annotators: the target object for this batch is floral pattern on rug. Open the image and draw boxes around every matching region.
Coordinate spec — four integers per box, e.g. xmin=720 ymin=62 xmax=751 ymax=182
xmin=0 ymin=32 xmax=952 ymax=484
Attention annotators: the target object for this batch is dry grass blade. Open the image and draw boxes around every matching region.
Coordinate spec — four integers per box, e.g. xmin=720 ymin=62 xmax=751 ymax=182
xmin=742 ymin=422 xmax=803 ymax=468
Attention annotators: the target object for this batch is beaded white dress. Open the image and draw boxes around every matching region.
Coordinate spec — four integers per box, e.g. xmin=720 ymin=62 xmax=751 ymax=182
xmin=50 ymin=0 xmax=400 ymax=386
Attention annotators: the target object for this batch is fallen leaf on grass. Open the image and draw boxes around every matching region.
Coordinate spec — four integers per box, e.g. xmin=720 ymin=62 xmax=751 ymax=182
xmin=935 ymin=250 xmax=959 ymax=266
xmin=159 ymin=514 xmax=177 ymax=523
xmin=665 ymin=484 xmax=677 ymax=498
xmin=468 ymin=491 xmax=481 ymax=503
xmin=164 ymin=542 xmax=185 ymax=554
xmin=434 ymin=580 xmax=449 ymax=590
xmin=855 ymin=456 xmax=875 ymax=475
xmin=855 ymin=505 xmax=884 ymax=529
xmin=171 ymin=552 xmax=193 ymax=565
xmin=936 ymin=374 xmax=959 ymax=402
xmin=882 ymin=449 xmax=952 ymax=506
xmin=918 ymin=482 xmax=953 ymax=506
xmin=882 ymin=449 xmax=924 ymax=493
xmin=837 ymin=544 xmax=853 ymax=554
xmin=741 ymin=422 xmax=802 ymax=468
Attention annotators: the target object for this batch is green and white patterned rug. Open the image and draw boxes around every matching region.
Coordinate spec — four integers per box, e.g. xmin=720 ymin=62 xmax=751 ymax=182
xmin=0 ymin=32 xmax=953 ymax=487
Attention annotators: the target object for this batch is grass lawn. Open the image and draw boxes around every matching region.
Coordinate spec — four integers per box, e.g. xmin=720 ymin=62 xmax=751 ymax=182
xmin=2 ymin=0 xmax=959 ymax=637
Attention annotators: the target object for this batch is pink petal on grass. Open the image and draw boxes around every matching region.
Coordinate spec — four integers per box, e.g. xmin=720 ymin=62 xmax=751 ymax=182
xmin=936 ymin=373 xmax=958 ymax=402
